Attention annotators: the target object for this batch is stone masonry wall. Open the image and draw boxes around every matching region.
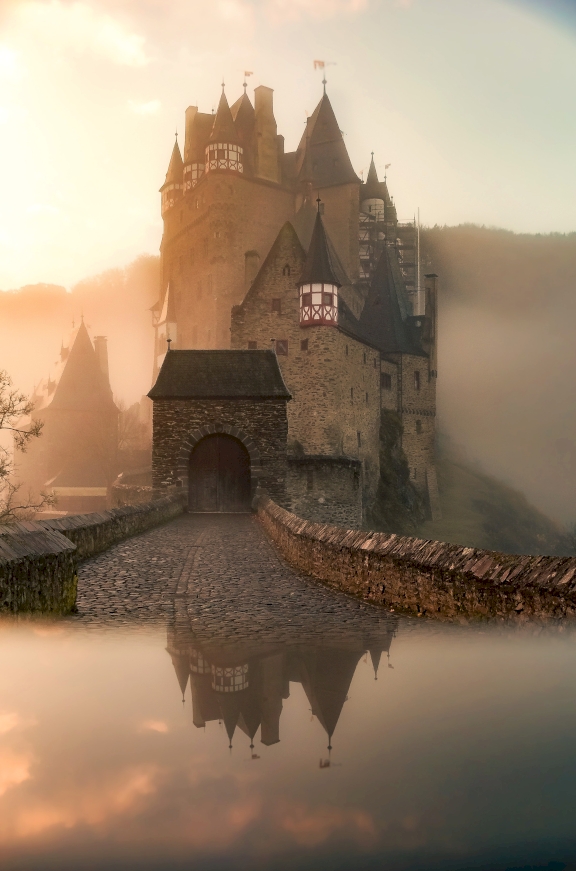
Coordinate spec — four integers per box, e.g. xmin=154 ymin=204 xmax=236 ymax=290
xmin=231 ymin=223 xmax=381 ymax=515
xmin=0 ymin=494 xmax=185 ymax=613
xmin=287 ymin=456 xmax=362 ymax=528
xmin=152 ymin=399 xmax=289 ymax=505
xmin=258 ymin=495 xmax=576 ymax=621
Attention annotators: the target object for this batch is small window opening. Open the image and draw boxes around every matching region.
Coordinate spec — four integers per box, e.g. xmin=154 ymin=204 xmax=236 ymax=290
xmin=282 ymin=264 xmax=291 ymax=276
xmin=357 ymin=431 xmax=362 ymax=448
xmin=345 ymin=345 xmax=349 ymax=356
xmin=414 ymin=370 xmax=421 ymax=391
xmin=363 ymin=352 xmax=367 ymax=364
xmin=306 ymin=469 xmax=313 ymax=491
xmin=365 ymin=392 xmax=369 ymax=404
xmin=272 ymin=298 xmax=282 ymax=314
xmin=381 ymin=373 xmax=392 ymax=390
xmin=416 ymin=420 xmax=422 ymax=434
xmin=275 ymin=339 xmax=288 ymax=356
xmin=350 ymin=387 xmax=354 ymax=401
xmin=300 ymin=339 xmax=309 ymax=352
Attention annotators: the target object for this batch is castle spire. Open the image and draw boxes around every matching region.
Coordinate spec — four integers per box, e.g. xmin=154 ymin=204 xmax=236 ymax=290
xmin=299 ymin=210 xmax=341 ymax=288
xmin=206 ymin=87 xmax=243 ymax=175
xmin=160 ymin=137 xmax=184 ymax=215
xmin=209 ymin=88 xmax=238 ymax=144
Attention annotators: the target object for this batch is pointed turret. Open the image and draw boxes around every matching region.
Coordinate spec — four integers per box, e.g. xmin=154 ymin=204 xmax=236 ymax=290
xmin=364 ymin=154 xmax=380 ymax=199
xmin=183 ymin=107 xmax=210 ymax=191
xmin=206 ymin=87 xmax=244 ymax=175
xmin=169 ymin=650 xmax=190 ymax=700
xmin=296 ymin=92 xmax=359 ymax=188
xmin=358 ymin=247 xmax=426 ymax=356
xmin=160 ymin=136 xmax=183 ymax=216
xmin=49 ymin=321 xmax=117 ymax=414
xmin=369 ymin=648 xmax=381 ymax=680
xmin=298 ymin=208 xmax=342 ymax=327
xmin=231 ymin=91 xmax=255 ymax=176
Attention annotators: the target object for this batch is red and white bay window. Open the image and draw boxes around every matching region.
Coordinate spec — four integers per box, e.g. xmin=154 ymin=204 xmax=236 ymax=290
xmin=299 ymin=281 xmax=338 ymax=326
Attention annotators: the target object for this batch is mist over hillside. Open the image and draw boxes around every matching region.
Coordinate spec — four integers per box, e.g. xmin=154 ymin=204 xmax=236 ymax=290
xmin=422 ymin=225 xmax=576 ymax=526
xmin=0 ymin=256 xmax=158 ymax=404
xmin=1 ymin=226 xmax=575 ymax=534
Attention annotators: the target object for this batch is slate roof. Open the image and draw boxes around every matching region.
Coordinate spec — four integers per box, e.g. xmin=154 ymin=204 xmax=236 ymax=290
xmin=209 ymin=90 xmax=239 ymax=144
xmin=162 ymin=138 xmax=183 ymax=188
xmin=357 ymin=247 xmax=427 ymax=357
xmin=148 ymin=350 xmax=291 ymax=400
xmin=299 ymin=211 xmax=342 ymax=287
xmin=295 ymin=93 xmax=360 ymax=188
xmin=47 ymin=321 xmax=119 ymax=414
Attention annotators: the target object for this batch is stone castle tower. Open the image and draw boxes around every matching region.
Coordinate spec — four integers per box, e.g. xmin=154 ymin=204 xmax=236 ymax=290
xmin=153 ymin=81 xmax=439 ymax=526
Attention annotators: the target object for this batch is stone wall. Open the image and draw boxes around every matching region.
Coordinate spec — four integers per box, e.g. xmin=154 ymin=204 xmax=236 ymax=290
xmin=287 ymin=456 xmax=362 ymax=528
xmin=257 ymin=495 xmax=576 ymax=620
xmin=0 ymin=493 xmax=186 ymax=613
xmin=152 ymin=399 xmax=289 ymax=506
xmin=0 ymin=525 xmax=76 ymax=614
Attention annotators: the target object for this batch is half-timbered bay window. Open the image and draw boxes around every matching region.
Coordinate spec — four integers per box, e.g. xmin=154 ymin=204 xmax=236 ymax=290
xmin=183 ymin=162 xmax=205 ymax=191
xmin=161 ymin=182 xmax=182 ymax=215
xmin=211 ymin=663 xmax=249 ymax=693
xmin=205 ymin=142 xmax=244 ymax=174
xmin=299 ymin=282 xmax=339 ymax=326
xmin=298 ymin=205 xmax=341 ymax=328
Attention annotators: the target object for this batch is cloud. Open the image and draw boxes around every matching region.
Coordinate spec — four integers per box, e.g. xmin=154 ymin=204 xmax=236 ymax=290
xmin=263 ymin=0 xmax=368 ymax=22
xmin=0 ymin=750 xmax=32 ymax=797
xmin=0 ymin=712 xmax=24 ymax=735
xmin=15 ymin=1 xmax=150 ymax=67
xmin=0 ymin=44 xmax=21 ymax=80
xmin=128 ymin=99 xmax=161 ymax=115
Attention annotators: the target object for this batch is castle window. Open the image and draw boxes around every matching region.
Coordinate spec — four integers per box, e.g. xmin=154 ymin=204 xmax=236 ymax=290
xmin=282 ymin=264 xmax=291 ymax=276
xmin=275 ymin=339 xmax=288 ymax=356
xmin=366 ymin=392 xmax=369 ymax=404
xmin=300 ymin=339 xmax=309 ymax=352
xmin=248 ymin=341 xmax=257 ymax=349
xmin=350 ymin=387 xmax=354 ymax=401
xmin=357 ymin=431 xmax=362 ymax=448
xmin=414 ymin=370 xmax=421 ymax=391
xmin=363 ymin=352 xmax=367 ymax=364
xmin=272 ymin=298 xmax=282 ymax=314
xmin=381 ymin=373 xmax=392 ymax=390
xmin=306 ymin=469 xmax=313 ymax=491
xmin=322 ymin=292 xmax=333 ymax=306
xmin=345 ymin=345 xmax=349 ymax=356
xmin=299 ymin=281 xmax=338 ymax=327
xmin=416 ymin=420 xmax=422 ymax=434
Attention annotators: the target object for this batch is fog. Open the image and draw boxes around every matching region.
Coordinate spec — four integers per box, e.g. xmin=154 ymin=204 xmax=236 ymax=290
xmin=424 ymin=225 xmax=576 ymax=524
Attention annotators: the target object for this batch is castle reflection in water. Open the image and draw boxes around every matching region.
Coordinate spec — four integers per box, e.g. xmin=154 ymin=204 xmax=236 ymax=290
xmin=166 ymin=605 xmax=398 ymax=754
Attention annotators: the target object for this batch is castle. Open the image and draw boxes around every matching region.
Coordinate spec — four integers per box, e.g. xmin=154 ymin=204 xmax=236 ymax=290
xmin=151 ymin=81 xmax=439 ymax=527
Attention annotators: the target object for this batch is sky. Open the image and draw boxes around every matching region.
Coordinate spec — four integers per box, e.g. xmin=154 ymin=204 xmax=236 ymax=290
xmin=0 ymin=0 xmax=575 ymax=290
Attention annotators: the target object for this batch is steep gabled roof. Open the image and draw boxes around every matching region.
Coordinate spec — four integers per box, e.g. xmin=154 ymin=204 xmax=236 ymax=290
xmin=148 ymin=350 xmax=291 ymax=400
xmin=239 ymin=221 xmax=306 ymax=310
xmin=163 ymin=138 xmax=183 ymax=187
xmin=209 ymin=89 xmax=238 ymax=144
xmin=299 ymin=211 xmax=342 ymax=287
xmin=358 ymin=247 xmax=427 ymax=357
xmin=48 ymin=321 xmax=118 ymax=414
xmin=295 ymin=93 xmax=360 ymax=188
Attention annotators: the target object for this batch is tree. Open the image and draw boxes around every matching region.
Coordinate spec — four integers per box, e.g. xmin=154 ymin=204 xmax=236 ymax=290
xmin=0 ymin=370 xmax=55 ymax=523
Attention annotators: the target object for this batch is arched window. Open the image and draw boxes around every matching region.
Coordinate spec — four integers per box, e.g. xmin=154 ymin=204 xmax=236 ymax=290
xmin=282 ymin=264 xmax=291 ymax=276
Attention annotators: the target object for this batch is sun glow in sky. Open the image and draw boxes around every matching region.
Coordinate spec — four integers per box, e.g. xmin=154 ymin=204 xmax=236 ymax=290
xmin=0 ymin=0 xmax=574 ymax=289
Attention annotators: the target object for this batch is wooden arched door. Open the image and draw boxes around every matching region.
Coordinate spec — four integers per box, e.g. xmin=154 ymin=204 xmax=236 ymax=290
xmin=188 ymin=434 xmax=251 ymax=512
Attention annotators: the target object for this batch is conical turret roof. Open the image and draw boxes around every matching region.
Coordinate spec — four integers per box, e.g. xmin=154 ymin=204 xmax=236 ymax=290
xmin=364 ymin=155 xmax=380 ymax=198
xmin=296 ymin=93 xmax=359 ymax=188
xmin=299 ymin=210 xmax=342 ymax=287
xmin=209 ymin=89 xmax=238 ymax=144
xmin=163 ymin=138 xmax=183 ymax=186
xmin=358 ymin=247 xmax=426 ymax=356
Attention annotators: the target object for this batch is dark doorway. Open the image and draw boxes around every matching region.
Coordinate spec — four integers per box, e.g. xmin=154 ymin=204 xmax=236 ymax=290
xmin=188 ymin=434 xmax=251 ymax=512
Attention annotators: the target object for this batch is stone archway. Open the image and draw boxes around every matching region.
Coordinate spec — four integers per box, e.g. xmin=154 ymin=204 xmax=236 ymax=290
xmin=188 ymin=434 xmax=251 ymax=512
xmin=176 ymin=423 xmax=262 ymax=511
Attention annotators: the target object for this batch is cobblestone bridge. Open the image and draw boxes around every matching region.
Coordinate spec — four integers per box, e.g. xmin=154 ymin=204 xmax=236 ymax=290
xmin=74 ymin=513 xmax=398 ymax=648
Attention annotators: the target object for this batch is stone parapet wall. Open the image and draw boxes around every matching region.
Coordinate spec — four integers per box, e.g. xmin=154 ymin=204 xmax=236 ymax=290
xmin=0 ymin=493 xmax=186 ymax=613
xmin=286 ymin=455 xmax=362 ymax=529
xmin=111 ymin=483 xmax=154 ymax=507
xmin=257 ymin=495 xmax=576 ymax=620
xmin=0 ymin=525 xmax=76 ymax=614
xmin=38 ymin=493 xmax=187 ymax=561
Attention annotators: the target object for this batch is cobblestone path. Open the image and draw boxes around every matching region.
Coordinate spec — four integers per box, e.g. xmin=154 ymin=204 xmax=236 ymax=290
xmin=74 ymin=513 xmax=398 ymax=643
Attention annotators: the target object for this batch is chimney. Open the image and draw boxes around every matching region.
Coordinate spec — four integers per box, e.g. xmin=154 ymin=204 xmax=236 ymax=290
xmin=254 ymin=86 xmax=280 ymax=183
xmin=244 ymin=250 xmax=260 ymax=293
xmin=184 ymin=105 xmax=198 ymax=163
xmin=93 ymin=336 xmax=110 ymax=385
